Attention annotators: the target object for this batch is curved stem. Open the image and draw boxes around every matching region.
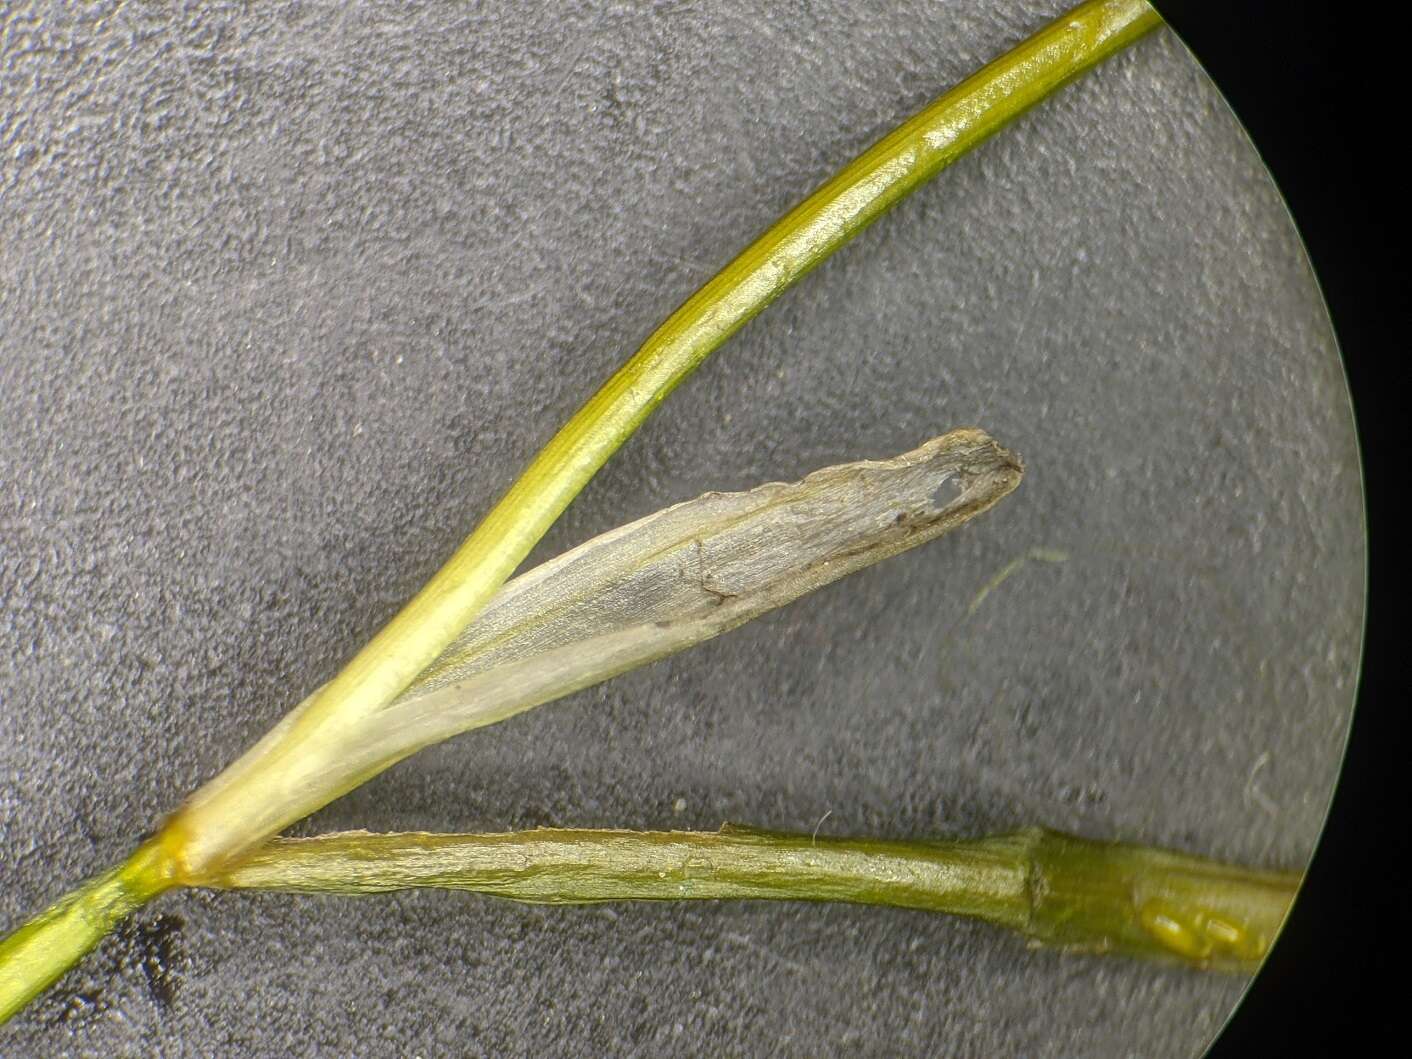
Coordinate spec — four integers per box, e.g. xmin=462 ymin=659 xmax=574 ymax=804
xmin=209 ymin=824 xmax=1296 ymax=973
xmin=160 ymin=0 xmax=1163 ymax=880
xmin=1 ymin=0 xmax=1164 ymax=1027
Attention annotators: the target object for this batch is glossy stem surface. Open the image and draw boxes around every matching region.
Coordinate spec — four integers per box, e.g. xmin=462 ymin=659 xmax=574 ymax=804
xmin=159 ymin=0 xmax=1163 ymax=879
xmin=211 ymin=824 xmax=1296 ymax=972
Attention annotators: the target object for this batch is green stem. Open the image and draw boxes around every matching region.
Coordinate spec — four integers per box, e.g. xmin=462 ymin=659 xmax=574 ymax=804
xmin=159 ymin=0 xmax=1164 ymax=881
xmin=211 ymin=824 xmax=1295 ymax=973
xmin=1 ymin=0 xmax=1164 ymax=1026
xmin=0 ymin=841 xmax=173 ymax=1024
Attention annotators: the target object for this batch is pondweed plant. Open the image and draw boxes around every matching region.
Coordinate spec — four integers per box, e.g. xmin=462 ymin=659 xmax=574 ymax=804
xmin=1 ymin=0 xmax=1299 ymax=1029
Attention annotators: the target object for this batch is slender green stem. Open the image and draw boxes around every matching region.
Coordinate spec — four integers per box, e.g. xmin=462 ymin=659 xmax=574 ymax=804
xmin=0 ymin=841 xmax=173 ymax=1024
xmin=2 ymin=0 xmax=1163 ymax=1026
xmin=210 ymin=824 xmax=1296 ymax=973
xmin=159 ymin=0 xmax=1164 ymax=880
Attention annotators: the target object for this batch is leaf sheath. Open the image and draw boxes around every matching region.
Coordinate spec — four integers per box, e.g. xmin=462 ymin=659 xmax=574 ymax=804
xmin=176 ymin=429 xmax=1021 ymax=884
xmin=211 ymin=824 xmax=1296 ymax=973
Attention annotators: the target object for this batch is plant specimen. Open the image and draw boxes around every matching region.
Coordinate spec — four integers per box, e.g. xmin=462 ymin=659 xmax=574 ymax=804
xmin=2 ymin=0 xmax=1299 ymax=1035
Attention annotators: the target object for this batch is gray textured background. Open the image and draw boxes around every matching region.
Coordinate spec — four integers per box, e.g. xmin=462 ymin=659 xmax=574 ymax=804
xmin=0 ymin=1 xmax=1364 ymax=1056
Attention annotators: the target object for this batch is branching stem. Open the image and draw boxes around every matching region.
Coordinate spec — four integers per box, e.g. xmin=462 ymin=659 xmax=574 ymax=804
xmin=0 ymin=0 xmax=1163 ymax=1026
xmin=159 ymin=0 xmax=1164 ymax=881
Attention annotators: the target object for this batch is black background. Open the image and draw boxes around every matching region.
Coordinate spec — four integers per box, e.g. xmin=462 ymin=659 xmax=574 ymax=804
xmin=1156 ymin=1 xmax=1405 ymax=1052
